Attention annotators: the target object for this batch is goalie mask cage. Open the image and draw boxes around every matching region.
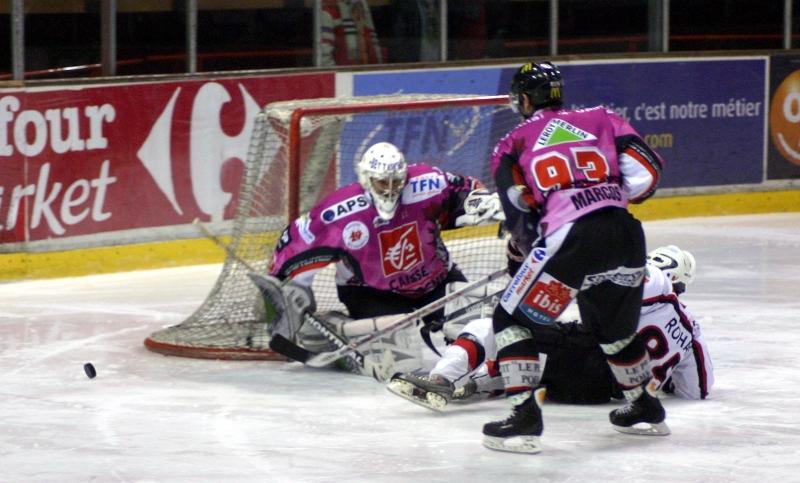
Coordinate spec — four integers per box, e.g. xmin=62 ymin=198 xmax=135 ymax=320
xmin=144 ymin=93 xmax=518 ymax=360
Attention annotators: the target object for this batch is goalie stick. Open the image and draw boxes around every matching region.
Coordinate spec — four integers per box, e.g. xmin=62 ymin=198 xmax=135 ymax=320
xmin=304 ymin=268 xmax=508 ymax=368
xmin=271 ymin=283 xmax=504 ymax=363
xmin=246 ymin=273 xmax=373 ymax=376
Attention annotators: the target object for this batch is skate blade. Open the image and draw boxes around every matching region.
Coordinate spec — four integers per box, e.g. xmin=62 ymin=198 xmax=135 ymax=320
xmin=386 ymin=380 xmax=446 ymax=412
xmin=612 ymin=421 xmax=671 ymax=436
xmin=482 ymin=435 xmax=542 ymax=454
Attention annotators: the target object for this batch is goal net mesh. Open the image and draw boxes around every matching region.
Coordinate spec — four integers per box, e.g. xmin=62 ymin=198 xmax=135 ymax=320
xmin=144 ymin=94 xmax=519 ymax=360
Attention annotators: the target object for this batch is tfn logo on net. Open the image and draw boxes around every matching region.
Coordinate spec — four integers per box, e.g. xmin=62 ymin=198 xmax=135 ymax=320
xmin=378 ymin=222 xmax=423 ymax=276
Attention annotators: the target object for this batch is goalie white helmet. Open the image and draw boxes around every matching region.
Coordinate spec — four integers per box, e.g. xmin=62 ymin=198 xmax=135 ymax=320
xmin=357 ymin=142 xmax=407 ymax=220
xmin=647 ymin=245 xmax=696 ymax=293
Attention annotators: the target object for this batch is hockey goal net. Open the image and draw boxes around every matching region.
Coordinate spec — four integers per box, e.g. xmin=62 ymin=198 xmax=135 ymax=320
xmin=144 ymin=93 xmax=519 ymax=360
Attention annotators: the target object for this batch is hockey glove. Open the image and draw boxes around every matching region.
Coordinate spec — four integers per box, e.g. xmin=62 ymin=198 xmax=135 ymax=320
xmin=455 ymin=189 xmax=505 ymax=227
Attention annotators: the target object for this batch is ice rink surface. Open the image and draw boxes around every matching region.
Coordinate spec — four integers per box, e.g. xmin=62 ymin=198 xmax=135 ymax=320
xmin=2 ymin=213 xmax=799 ymax=482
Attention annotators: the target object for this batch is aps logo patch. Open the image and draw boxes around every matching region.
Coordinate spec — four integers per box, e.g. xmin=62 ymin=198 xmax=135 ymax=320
xmin=321 ymin=194 xmax=369 ymax=223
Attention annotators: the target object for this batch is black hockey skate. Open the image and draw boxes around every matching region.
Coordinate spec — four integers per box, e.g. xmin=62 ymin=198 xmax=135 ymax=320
xmin=609 ymin=388 xmax=670 ymax=436
xmin=482 ymin=387 xmax=545 ymax=454
xmin=386 ymin=373 xmax=454 ymax=411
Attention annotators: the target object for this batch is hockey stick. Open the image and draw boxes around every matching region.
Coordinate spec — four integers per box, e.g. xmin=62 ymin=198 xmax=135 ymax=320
xmin=277 ymin=285 xmax=503 ymax=369
xmin=305 ymin=268 xmax=508 ymax=368
xmin=438 ymin=286 xmax=504 ymax=326
xmin=267 ymin=315 xmax=366 ymax=368
xmin=248 ymin=273 xmax=371 ymax=374
xmin=419 ymin=285 xmax=505 ymax=356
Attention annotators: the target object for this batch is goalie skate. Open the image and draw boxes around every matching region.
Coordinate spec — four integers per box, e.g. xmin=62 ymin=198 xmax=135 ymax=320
xmin=386 ymin=373 xmax=454 ymax=411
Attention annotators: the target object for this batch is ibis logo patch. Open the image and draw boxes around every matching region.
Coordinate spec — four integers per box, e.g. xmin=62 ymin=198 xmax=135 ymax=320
xmin=520 ymin=274 xmax=577 ymax=325
xmin=378 ymin=222 xmax=423 ymax=276
xmin=534 ymin=118 xmax=596 ymax=151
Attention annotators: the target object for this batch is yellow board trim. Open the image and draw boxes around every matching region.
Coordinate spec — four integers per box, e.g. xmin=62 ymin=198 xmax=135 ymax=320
xmin=629 ymin=189 xmax=800 ymax=221
xmin=2 ymin=191 xmax=798 ymax=282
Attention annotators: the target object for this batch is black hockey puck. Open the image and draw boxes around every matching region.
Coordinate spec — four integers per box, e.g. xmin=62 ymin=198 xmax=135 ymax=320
xmin=84 ymin=363 xmax=97 ymax=379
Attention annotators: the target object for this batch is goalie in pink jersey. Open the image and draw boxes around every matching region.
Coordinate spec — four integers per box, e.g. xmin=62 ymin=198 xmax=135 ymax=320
xmin=251 ymin=141 xmax=504 ymax=368
xmin=388 ymin=245 xmax=714 ymax=410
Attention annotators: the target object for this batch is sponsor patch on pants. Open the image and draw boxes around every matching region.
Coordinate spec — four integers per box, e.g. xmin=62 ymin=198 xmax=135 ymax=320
xmin=519 ymin=274 xmax=577 ymax=325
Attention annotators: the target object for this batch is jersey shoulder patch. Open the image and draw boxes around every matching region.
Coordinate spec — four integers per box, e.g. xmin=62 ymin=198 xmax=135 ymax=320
xmin=402 ymin=171 xmax=446 ymax=204
xmin=533 ymin=118 xmax=598 ymax=151
xmin=320 ymin=193 xmax=370 ymax=224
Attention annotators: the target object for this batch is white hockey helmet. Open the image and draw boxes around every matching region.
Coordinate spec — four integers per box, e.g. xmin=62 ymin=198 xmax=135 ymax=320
xmin=647 ymin=245 xmax=696 ymax=293
xmin=357 ymin=142 xmax=408 ymax=220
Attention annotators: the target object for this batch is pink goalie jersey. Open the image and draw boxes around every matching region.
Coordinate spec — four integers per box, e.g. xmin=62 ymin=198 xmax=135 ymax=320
xmin=269 ymin=163 xmax=482 ymax=297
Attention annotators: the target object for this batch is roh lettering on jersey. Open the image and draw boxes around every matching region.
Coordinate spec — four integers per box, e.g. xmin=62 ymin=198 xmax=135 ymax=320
xmin=295 ymin=214 xmax=315 ymax=244
xmin=378 ymin=222 xmax=423 ymax=276
xmin=519 ymin=274 xmax=577 ymax=325
xmin=534 ymin=118 xmax=597 ymax=151
xmin=402 ymin=173 xmax=445 ymax=204
xmin=321 ymin=194 xmax=369 ymax=223
xmin=581 ymin=266 xmax=644 ymax=289
xmin=570 ymin=184 xmax=623 ymax=210
xmin=343 ymin=220 xmax=369 ymax=250
xmin=662 ymin=317 xmax=692 ymax=353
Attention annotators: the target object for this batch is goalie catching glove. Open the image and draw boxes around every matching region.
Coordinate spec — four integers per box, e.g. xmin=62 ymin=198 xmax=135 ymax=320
xmin=455 ymin=189 xmax=505 ymax=227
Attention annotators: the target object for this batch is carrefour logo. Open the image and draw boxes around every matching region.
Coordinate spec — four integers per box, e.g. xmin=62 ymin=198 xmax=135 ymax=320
xmin=137 ymin=82 xmax=262 ymax=222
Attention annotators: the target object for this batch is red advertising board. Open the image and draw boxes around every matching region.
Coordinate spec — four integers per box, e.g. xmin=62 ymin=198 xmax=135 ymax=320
xmin=0 ymin=73 xmax=334 ymax=245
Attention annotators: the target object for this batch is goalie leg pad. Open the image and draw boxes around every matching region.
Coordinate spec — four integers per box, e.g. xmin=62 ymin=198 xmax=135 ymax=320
xmin=249 ymin=274 xmax=316 ymax=341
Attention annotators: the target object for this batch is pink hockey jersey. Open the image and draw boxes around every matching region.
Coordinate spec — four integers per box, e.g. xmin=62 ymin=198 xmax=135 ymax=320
xmin=491 ymin=106 xmax=662 ymax=237
xmin=269 ymin=163 xmax=481 ymax=297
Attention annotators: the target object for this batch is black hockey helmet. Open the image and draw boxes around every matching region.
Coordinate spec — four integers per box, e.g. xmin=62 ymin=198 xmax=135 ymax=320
xmin=509 ymin=61 xmax=564 ymax=117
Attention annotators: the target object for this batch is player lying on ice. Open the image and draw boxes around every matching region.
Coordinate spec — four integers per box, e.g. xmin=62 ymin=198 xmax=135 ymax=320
xmin=387 ymin=245 xmax=714 ymax=411
xmin=250 ymin=141 xmax=505 ymax=378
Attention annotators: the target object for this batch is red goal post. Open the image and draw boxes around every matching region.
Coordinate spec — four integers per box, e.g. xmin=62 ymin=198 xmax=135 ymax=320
xmin=144 ymin=93 xmax=516 ymax=360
